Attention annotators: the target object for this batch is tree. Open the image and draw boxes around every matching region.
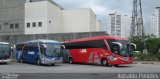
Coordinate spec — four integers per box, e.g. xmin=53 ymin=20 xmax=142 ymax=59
xmin=129 ymin=34 xmax=160 ymax=54
xmin=129 ymin=36 xmax=145 ymax=52
xmin=130 ymin=35 xmax=160 ymax=61
xmin=146 ymin=37 xmax=160 ymax=54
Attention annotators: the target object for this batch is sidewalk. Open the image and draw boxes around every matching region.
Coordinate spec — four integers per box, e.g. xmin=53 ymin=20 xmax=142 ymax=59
xmin=134 ymin=61 xmax=160 ymax=65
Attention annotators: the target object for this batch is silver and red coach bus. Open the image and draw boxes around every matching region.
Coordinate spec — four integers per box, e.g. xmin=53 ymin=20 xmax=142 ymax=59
xmin=63 ymin=36 xmax=136 ymax=66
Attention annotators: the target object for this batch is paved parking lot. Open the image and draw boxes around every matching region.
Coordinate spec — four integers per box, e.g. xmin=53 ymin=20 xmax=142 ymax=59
xmin=0 ymin=62 xmax=160 ymax=73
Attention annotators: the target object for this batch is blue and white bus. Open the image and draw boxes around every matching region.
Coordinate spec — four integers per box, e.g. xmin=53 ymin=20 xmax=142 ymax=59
xmin=0 ymin=42 xmax=12 ymax=64
xmin=16 ymin=39 xmax=63 ymax=65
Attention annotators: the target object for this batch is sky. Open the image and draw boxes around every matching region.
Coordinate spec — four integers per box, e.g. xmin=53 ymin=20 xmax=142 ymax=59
xmin=54 ymin=0 xmax=160 ymax=34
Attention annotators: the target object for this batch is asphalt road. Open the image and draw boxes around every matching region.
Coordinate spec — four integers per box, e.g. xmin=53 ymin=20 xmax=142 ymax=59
xmin=0 ymin=62 xmax=160 ymax=79
xmin=0 ymin=62 xmax=160 ymax=73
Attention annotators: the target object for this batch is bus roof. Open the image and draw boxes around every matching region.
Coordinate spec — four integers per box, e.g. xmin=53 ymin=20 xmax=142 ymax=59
xmin=0 ymin=42 xmax=9 ymax=45
xmin=64 ymin=36 xmax=128 ymax=43
xmin=17 ymin=39 xmax=60 ymax=45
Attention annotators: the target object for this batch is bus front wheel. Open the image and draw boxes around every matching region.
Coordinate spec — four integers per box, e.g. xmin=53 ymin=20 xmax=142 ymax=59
xmin=101 ymin=59 xmax=108 ymax=66
xmin=114 ymin=64 xmax=119 ymax=67
xmin=69 ymin=58 xmax=73 ymax=64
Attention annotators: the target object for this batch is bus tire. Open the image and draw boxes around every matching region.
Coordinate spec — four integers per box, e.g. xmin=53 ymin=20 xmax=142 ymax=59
xmin=101 ymin=59 xmax=108 ymax=66
xmin=114 ymin=64 xmax=119 ymax=67
xmin=69 ymin=58 xmax=73 ymax=64
xmin=37 ymin=59 xmax=41 ymax=66
xmin=3 ymin=62 xmax=7 ymax=64
xmin=51 ymin=63 xmax=55 ymax=66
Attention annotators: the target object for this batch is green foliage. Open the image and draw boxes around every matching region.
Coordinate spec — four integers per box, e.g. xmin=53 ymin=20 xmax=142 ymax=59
xmin=130 ymin=34 xmax=160 ymax=61
xmin=133 ymin=53 xmax=160 ymax=61
xmin=129 ymin=36 xmax=144 ymax=52
xmin=129 ymin=34 xmax=160 ymax=54
xmin=146 ymin=38 xmax=160 ymax=54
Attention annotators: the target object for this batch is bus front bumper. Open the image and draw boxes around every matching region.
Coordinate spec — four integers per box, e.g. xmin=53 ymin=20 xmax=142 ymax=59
xmin=0 ymin=59 xmax=12 ymax=63
xmin=108 ymin=57 xmax=133 ymax=65
xmin=41 ymin=58 xmax=63 ymax=65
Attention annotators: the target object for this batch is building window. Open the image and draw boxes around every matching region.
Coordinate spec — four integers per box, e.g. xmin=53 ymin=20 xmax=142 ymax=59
xmin=33 ymin=22 xmax=36 ymax=27
xmin=49 ymin=20 xmax=51 ymax=23
xmin=10 ymin=24 xmax=14 ymax=29
xmin=38 ymin=22 xmax=42 ymax=27
xmin=27 ymin=23 xmax=30 ymax=28
xmin=15 ymin=24 xmax=19 ymax=29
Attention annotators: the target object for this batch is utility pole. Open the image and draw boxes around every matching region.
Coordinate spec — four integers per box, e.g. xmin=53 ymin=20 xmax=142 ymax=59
xmin=130 ymin=0 xmax=147 ymax=53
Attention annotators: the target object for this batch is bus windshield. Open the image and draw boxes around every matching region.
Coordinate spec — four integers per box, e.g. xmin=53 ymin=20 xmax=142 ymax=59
xmin=0 ymin=44 xmax=11 ymax=59
xmin=107 ymin=39 xmax=132 ymax=57
xmin=41 ymin=44 xmax=61 ymax=57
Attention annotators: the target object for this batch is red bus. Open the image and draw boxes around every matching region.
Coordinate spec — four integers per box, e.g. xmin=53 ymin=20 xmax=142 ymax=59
xmin=63 ymin=36 xmax=136 ymax=66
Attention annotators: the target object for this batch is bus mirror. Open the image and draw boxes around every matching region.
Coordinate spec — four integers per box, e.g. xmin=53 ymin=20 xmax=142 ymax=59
xmin=41 ymin=44 xmax=47 ymax=49
xmin=61 ymin=45 xmax=65 ymax=49
xmin=130 ymin=43 xmax=136 ymax=50
xmin=111 ymin=42 xmax=122 ymax=49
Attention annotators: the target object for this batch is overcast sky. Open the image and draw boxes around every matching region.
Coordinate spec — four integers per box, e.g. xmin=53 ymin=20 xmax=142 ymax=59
xmin=54 ymin=0 xmax=160 ymax=34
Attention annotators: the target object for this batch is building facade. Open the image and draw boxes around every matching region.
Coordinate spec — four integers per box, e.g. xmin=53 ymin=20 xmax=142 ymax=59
xmin=0 ymin=0 xmax=102 ymax=35
xmin=0 ymin=0 xmax=26 ymax=35
xmin=25 ymin=0 xmax=63 ymax=34
xmin=108 ymin=12 xmax=129 ymax=37
xmin=96 ymin=20 xmax=103 ymax=31
xmin=152 ymin=7 xmax=160 ymax=37
xmin=62 ymin=8 xmax=97 ymax=33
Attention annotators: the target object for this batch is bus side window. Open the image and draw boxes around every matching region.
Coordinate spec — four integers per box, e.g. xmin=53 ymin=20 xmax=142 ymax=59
xmin=23 ymin=45 xmax=28 ymax=55
xmin=113 ymin=45 xmax=119 ymax=54
xmin=101 ymin=45 xmax=108 ymax=50
xmin=40 ymin=45 xmax=46 ymax=55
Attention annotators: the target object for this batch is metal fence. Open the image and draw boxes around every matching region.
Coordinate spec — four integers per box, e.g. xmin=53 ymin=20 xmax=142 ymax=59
xmin=0 ymin=31 xmax=108 ymax=45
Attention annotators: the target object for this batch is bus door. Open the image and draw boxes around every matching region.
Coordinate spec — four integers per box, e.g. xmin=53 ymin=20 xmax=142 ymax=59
xmin=78 ymin=49 xmax=88 ymax=62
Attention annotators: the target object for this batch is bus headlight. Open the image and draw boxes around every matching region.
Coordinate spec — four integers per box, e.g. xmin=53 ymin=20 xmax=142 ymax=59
xmin=113 ymin=58 xmax=118 ymax=60
xmin=52 ymin=58 xmax=55 ymax=60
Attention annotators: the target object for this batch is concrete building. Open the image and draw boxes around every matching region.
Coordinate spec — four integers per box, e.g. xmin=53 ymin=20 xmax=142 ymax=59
xmin=62 ymin=8 xmax=97 ymax=33
xmin=108 ymin=12 xmax=129 ymax=37
xmin=122 ymin=15 xmax=130 ymax=37
xmin=25 ymin=0 xmax=63 ymax=34
xmin=0 ymin=0 xmax=26 ymax=35
xmin=152 ymin=7 xmax=160 ymax=37
xmin=0 ymin=0 xmax=102 ymax=35
xmin=96 ymin=20 xmax=103 ymax=31
xmin=151 ymin=14 xmax=155 ymax=35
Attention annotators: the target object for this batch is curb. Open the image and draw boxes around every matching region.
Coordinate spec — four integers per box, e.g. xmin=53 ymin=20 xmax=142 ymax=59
xmin=134 ymin=61 xmax=160 ymax=65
